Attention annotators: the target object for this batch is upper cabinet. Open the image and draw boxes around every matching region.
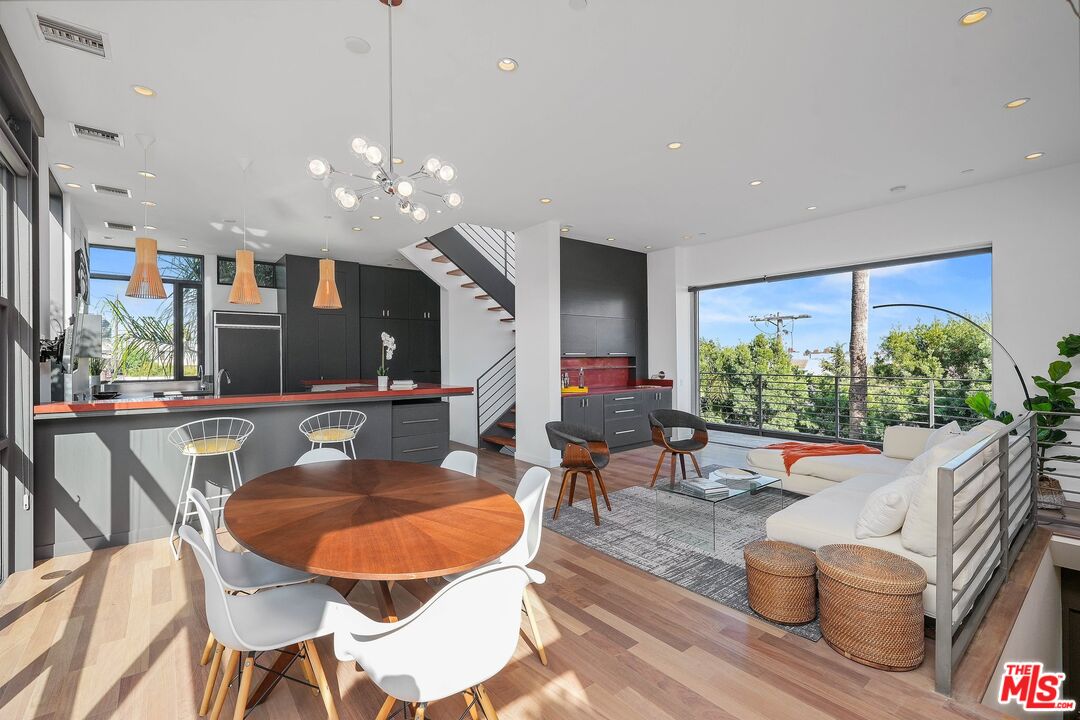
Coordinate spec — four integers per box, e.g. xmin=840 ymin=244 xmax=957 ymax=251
xmin=361 ymin=265 xmax=437 ymax=320
xmin=409 ymin=271 xmax=440 ymax=321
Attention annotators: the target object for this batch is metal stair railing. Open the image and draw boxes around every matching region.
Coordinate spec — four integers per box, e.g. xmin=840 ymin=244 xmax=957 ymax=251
xmin=477 ymin=348 xmax=515 ymax=445
xmin=455 ymin=224 xmax=515 ymax=283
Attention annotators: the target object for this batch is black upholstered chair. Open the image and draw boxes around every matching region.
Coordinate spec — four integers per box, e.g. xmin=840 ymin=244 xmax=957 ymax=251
xmin=647 ymin=409 xmax=709 ymax=487
xmin=545 ymin=421 xmax=612 ymax=526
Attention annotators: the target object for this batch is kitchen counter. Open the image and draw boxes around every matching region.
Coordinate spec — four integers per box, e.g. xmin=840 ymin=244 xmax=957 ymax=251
xmin=34 ymin=383 xmax=472 ymax=419
xmin=560 ymin=382 xmax=672 ymax=398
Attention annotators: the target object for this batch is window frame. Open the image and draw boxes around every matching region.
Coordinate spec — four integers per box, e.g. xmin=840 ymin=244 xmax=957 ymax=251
xmin=216 ymin=255 xmax=279 ymax=288
xmin=89 ymin=243 xmax=205 ymax=381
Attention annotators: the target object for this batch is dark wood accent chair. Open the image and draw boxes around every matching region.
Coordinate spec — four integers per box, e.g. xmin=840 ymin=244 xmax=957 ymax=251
xmin=545 ymin=421 xmax=612 ymax=526
xmin=648 ymin=409 xmax=709 ymax=487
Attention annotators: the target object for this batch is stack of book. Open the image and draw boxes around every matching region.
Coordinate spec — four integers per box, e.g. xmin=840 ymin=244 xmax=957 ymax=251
xmin=680 ymin=478 xmax=730 ymax=498
xmin=390 ymin=379 xmax=418 ymax=390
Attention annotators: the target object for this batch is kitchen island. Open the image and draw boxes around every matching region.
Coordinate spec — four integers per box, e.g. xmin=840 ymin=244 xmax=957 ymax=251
xmin=33 ymin=383 xmax=472 ymax=559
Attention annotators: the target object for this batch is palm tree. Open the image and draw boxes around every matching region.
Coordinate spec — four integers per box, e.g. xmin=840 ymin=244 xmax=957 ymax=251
xmin=849 ymin=270 xmax=870 ymax=439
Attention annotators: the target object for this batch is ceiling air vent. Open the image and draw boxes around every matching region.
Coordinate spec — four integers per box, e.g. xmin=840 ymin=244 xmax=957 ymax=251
xmin=70 ymin=122 xmax=124 ymax=147
xmin=92 ymin=184 xmax=131 ymax=198
xmin=104 ymin=221 xmax=135 ymax=232
xmin=36 ymin=15 xmax=108 ymax=58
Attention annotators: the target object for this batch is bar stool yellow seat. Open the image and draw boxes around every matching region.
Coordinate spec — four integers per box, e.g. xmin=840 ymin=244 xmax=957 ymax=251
xmin=298 ymin=409 xmax=367 ymax=458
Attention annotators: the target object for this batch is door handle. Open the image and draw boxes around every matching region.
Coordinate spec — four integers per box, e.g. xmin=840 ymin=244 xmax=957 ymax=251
xmin=402 ymin=445 xmax=439 ymax=453
xmin=614 ymin=409 xmax=634 ymax=414
xmin=615 ymin=429 xmax=635 ymax=435
xmin=614 ymin=396 xmax=634 ymax=401
xmin=607 ymin=352 xmax=628 ymax=356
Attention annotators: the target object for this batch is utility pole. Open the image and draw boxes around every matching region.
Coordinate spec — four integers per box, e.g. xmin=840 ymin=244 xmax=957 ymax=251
xmin=749 ymin=312 xmax=811 ymax=355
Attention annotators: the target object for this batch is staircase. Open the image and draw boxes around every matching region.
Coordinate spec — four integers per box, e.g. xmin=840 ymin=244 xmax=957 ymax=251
xmin=402 ymin=224 xmax=518 ymax=454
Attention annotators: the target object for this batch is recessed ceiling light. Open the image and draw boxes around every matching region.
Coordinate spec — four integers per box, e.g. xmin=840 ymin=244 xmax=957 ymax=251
xmin=497 ymin=58 xmax=518 ymax=72
xmin=138 ymin=170 xmax=156 ymax=178
xmin=392 ymin=157 xmax=403 ymax=165
xmin=749 ymin=179 xmax=763 ymax=187
xmin=352 ymin=226 xmax=363 ymax=232
xmin=1004 ymin=97 xmax=1029 ymax=109
xmin=1025 ymin=152 xmax=1045 ymax=160
xmin=370 ymin=215 xmax=381 ymax=220
xmin=131 ymin=84 xmax=156 ymax=97
xmin=644 ymin=245 xmax=652 ymax=249
xmin=140 ymin=200 xmax=156 ymax=207
xmin=560 ymin=226 xmax=571 ymax=233
xmin=435 ymin=209 xmax=442 ymax=214
xmin=144 ymin=225 xmax=157 ymax=231
xmin=961 ymin=168 xmax=975 ymax=174
xmin=682 ymin=234 xmax=692 ymax=240
xmin=539 ymin=197 xmax=552 ymax=204
xmin=890 ymin=185 xmax=907 ymax=193
xmin=959 ymin=8 xmax=991 ymax=25
xmin=606 ymin=237 xmax=615 ymax=242
xmin=666 ymin=142 xmax=682 ymax=150
xmin=806 ymin=206 xmax=817 ymax=211
xmin=321 ymin=247 xmax=328 ymax=252
xmin=65 ymin=183 xmax=81 ymax=189
xmin=344 ymin=36 xmax=371 ymax=54
xmin=54 ymin=162 xmax=74 ymax=170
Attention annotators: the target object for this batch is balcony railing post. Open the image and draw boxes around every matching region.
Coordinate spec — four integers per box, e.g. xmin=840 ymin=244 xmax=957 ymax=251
xmin=928 ymin=378 xmax=936 ymax=428
xmin=834 ymin=375 xmax=841 ymax=439
xmin=998 ymin=433 xmax=1010 ymax=580
xmin=755 ymin=374 xmax=764 ymax=433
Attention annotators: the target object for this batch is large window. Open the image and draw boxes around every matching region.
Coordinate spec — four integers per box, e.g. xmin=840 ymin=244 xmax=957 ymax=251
xmin=89 ymin=245 xmax=204 ymax=381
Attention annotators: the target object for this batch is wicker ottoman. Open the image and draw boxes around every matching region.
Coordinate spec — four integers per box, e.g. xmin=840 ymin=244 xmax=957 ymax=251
xmin=816 ymin=544 xmax=928 ymax=671
xmin=743 ymin=540 xmax=817 ymax=624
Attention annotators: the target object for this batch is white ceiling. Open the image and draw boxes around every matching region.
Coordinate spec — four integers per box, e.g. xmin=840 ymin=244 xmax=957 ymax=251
xmin=3 ymin=0 xmax=1079 ymax=265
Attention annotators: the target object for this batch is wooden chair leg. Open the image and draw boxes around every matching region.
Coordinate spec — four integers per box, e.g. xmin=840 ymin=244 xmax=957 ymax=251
xmin=584 ymin=472 xmax=600 ymax=526
xmin=476 ymin=684 xmax=500 ymax=720
xmin=552 ymin=470 xmax=571 ymax=520
xmin=689 ymin=452 xmax=704 ymax=478
xmin=679 ymin=453 xmax=687 ymax=479
xmin=200 ymin=631 xmax=217 ymax=666
xmin=649 ymin=450 xmax=667 ymax=488
xmin=304 ymin=639 xmax=339 ymax=720
xmin=209 ymin=648 xmax=240 ymax=720
xmin=415 ymin=704 xmax=427 ymax=720
xmin=594 ymin=470 xmax=612 ymax=511
xmin=568 ymin=473 xmax=577 ymax=506
xmin=375 ymin=696 xmax=398 ymax=720
xmin=463 ymin=689 xmax=481 ymax=720
xmin=298 ymin=647 xmax=321 ymax=696
xmin=232 ymin=653 xmax=255 ymax=720
xmin=199 ymin=643 xmax=224 ymax=716
xmin=522 ymin=586 xmax=549 ymax=666
xmin=669 ymin=453 xmax=677 ymax=487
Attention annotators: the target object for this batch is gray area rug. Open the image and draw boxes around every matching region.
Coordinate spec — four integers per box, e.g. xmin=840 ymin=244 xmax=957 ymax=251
xmin=543 ymin=478 xmax=822 ymax=641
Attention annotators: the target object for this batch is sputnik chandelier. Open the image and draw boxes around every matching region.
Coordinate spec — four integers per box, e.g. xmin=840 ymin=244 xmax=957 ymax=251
xmin=305 ymin=0 xmax=462 ymax=224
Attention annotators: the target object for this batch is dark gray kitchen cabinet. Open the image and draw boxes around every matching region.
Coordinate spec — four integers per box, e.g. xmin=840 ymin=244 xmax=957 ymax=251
xmin=561 ymin=315 xmax=596 ymax=357
xmin=561 ymin=394 xmax=603 ymax=429
xmin=595 ymin=317 xmax=638 ymax=357
xmin=360 ymin=266 xmax=412 ymax=319
xmin=643 ymin=388 xmax=673 ymax=415
xmin=409 ymin=272 xmax=440 ymax=321
xmin=407 ymin=319 xmax=441 ymax=383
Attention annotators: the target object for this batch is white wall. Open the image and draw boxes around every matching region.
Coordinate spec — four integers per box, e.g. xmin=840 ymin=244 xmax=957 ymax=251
xmin=650 ymin=163 xmax=1080 ymax=417
xmin=647 ymin=246 xmax=694 ymax=413
xmin=513 ymin=220 xmax=562 ymax=467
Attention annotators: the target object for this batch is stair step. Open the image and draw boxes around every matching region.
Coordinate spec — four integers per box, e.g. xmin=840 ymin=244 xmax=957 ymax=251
xmin=500 ymin=318 xmax=515 ymax=323
xmin=432 ymin=255 xmax=451 ymax=264
xmin=447 ymin=269 xmax=466 ymax=277
xmin=461 ymin=282 xmax=478 ymax=289
xmin=497 ymin=421 xmax=516 ymax=431
xmin=475 ymin=294 xmax=492 ymax=300
xmin=481 ymin=435 xmax=516 ymax=449
xmin=416 ymin=241 xmax=435 ymax=250
xmin=487 ymin=306 xmax=504 ymax=312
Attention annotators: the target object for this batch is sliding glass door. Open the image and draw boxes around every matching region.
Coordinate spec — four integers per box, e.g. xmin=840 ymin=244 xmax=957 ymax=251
xmin=0 ymin=160 xmax=12 ymax=582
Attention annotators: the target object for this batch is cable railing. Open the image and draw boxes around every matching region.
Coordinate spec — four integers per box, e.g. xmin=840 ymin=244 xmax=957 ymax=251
xmin=455 ymin=224 xmax=515 ymax=283
xmin=477 ymin=348 xmax=515 ymax=444
xmin=699 ymin=372 xmax=993 ymax=443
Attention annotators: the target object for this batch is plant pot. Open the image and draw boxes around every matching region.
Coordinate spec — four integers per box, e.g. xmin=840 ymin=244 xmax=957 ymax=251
xmin=378 ymin=375 xmax=389 ymax=390
xmin=90 ymin=374 xmax=101 ymax=389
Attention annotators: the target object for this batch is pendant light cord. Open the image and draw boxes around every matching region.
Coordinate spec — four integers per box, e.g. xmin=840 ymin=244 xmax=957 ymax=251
xmin=142 ymin=144 xmax=150 ymax=231
xmin=241 ymin=165 xmax=248 ymax=252
xmin=387 ymin=0 xmax=394 ymax=167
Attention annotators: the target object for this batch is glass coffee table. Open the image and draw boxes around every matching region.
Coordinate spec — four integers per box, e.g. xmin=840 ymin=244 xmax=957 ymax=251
xmin=655 ymin=470 xmax=786 ymax=554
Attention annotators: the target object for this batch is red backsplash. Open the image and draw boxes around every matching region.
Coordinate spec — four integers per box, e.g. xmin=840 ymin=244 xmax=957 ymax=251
xmin=560 ymin=356 xmax=638 ymax=388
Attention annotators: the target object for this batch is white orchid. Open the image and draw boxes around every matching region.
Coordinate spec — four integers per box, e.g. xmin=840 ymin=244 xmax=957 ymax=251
xmin=378 ymin=332 xmax=397 ymax=375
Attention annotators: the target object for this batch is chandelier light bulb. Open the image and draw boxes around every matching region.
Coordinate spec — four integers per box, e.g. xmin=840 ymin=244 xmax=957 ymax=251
xmin=307 ymin=156 xmax=332 ymax=180
xmin=410 ymin=203 xmax=429 ymax=223
xmin=363 ymin=143 xmax=386 ymax=166
xmin=436 ymin=163 xmax=456 ymax=183
xmin=422 ymin=156 xmax=442 ymax=176
xmin=332 ymin=184 xmax=360 ymax=211
xmin=397 ymin=199 xmax=413 ymax=214
xmin=442 ymin=191 xmax=463 ymax=209
xmin=349 ymin=136 xmax=370 ymax=158
xmin=393 ymin=177 xmax=416 ymax=198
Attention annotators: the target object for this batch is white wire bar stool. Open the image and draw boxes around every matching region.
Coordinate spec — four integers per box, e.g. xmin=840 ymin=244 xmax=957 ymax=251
xmin=298 ymin=409 xmax=367 ymax=458
xmin=167 ymin=417 xmax=255 ymax=560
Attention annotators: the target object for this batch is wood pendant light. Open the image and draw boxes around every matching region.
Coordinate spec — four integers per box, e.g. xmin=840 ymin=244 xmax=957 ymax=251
xmin=313 ymin=257 xmax=343 ymax=309
xmin=228 ymin=249 xmax=262 ymax=305
xmin=125 ymin=237 xmax=166 ymax=299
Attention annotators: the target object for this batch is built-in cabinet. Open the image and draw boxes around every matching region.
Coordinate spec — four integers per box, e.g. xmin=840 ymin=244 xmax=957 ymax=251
xmin=561 ymin=387 xmax=671 ymax=450
xmin=279 ymin=256 xmax=442 ymax=391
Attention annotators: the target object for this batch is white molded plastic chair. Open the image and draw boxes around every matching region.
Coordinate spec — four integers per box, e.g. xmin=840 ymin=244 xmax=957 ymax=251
xmin=167 ymin=417 xmax=254 ymax=560
xmin=181 ymin=525 xmax=347 ymax=720
xmin=440 ymin=450 xmax=478 ymax=476
xmin=295 ymin=448 xmax=352 ymax=466
xmin=331 ymin=563 xmax=540 ymax=720
xmin=298 ymin=410 xmax=367 ymax=458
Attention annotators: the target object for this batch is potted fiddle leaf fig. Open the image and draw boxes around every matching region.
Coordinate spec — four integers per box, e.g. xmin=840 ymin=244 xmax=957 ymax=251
xmin=1025 ymin=334 xmax=1080 ymax=494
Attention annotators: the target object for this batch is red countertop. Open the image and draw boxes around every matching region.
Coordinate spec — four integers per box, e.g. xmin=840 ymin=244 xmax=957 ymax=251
xmin=34 ymin=383 xmax=473 ymax=417
xmin=560 ymin=382 xmax=673 ymax=398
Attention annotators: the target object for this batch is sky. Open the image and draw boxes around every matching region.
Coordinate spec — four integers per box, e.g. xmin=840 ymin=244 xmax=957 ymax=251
xmin=698 ymin=253 xmax=992 ymax=370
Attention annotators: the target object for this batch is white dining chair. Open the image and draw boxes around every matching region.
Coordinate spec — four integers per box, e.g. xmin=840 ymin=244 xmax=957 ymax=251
xmin=295 ymin=447 xmax=352 ymax=466
xmin=331 ymin=563 xmax=541 ymax=720
xmin=440 ymin=449 xmax=478 ymax=476
xmin=181 ymin=525 xmax=347 ymax=720
xmin=298 ymin=409 xmax=367 ymax=458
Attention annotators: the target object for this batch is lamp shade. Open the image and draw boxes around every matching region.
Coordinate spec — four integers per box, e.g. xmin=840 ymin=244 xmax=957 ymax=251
xmin=228 ymin=249 xmax=262 ymax=305
xmin=313 ymin=257 xmax=342 ymax=309
xmin=125 ymin=237 xmax=167 ymax=299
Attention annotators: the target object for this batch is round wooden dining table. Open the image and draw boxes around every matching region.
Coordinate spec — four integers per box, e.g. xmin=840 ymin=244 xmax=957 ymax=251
xmin=224 ymin=458 xmax=524 ymax=708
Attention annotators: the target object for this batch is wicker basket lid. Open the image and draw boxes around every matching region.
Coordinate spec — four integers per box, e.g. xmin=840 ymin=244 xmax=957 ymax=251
xmin=816 ymin=544 xmax=927 ymax=595
xmin=743 ymin=540 xmax=816 ymax=578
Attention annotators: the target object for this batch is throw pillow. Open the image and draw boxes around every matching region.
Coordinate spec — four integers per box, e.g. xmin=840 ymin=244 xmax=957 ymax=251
xmin=854 ymin=474 xmax=917 ymax=539
xmin=923 ymin=421 xmax=961 ymax=452
xmin=901 ymin=433 xmax=985 ymax=557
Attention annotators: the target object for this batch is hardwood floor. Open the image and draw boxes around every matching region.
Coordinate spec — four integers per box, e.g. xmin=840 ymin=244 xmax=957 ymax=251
xmin=0 ymin=438 xmax=1010 ymax=720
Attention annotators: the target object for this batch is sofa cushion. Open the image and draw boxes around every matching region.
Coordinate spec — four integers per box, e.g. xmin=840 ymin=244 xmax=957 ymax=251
xmin=923 ymin=421 xmax=962 ymax=452
xmin=882 ymin=425 xmax=934 ymax=461
xmin=746 ymin=447 xmax=909 ymax=482
xmin=854 ymin=474 xmax=917 ymax=539
xmin=901 ymin=433 xmax=988 ymax=556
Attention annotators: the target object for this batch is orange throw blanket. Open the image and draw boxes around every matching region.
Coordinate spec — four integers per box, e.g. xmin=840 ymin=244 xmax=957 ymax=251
xmin=765 ymin=441 xmax=881 ymax=475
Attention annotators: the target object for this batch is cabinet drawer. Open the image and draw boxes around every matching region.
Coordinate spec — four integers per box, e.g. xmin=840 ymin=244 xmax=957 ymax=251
xmin=603 ymin=390 xmax=642 ymax=406
xmin=605 ymin=416 xmax=649 ymax=447
xmin=391 ymin=431 xmax=449 ymax=463
xmin=604 ymin=402 xmax=643 ymax=421
xmin=391 ymin=402 xmax=449 ymax=438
